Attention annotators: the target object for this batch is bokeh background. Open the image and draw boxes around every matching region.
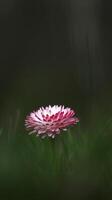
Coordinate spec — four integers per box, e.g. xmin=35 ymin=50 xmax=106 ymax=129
xmin=0 ymin=0 xmax=112 ymax=199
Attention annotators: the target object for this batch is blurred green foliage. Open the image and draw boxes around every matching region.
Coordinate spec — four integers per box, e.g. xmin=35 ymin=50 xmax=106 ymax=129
xmin=0 ymin=68 xmax=112 ymax=199
xmin=0 ymin=106 xmax=112 ymax=200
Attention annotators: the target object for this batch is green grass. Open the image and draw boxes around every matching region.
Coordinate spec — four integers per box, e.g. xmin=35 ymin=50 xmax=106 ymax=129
xmin=0 ymin=107 xmax=112 ymax=200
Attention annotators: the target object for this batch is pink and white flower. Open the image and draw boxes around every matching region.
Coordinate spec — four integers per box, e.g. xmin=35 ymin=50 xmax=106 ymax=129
xmin=25 ymin=105 xmax=79 ymax=138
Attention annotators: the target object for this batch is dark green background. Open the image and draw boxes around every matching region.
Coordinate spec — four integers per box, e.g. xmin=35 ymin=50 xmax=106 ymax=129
xmin=0 ymin=0 xmax=112 ymax=199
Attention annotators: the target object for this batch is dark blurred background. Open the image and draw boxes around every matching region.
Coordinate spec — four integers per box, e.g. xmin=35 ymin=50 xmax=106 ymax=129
xmin=0 ymin=1 xmax=112 ymax=199
xmin=0 ymin=0 xmax=112 ymax=118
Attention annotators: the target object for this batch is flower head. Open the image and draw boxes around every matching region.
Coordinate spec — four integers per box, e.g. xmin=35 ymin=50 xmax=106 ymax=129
xmin=25 ymin=105 xmax=79 ymax=138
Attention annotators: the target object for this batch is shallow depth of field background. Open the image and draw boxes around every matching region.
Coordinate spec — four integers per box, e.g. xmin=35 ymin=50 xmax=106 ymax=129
xmin=0 ymin=0 xmax=112 ymax=199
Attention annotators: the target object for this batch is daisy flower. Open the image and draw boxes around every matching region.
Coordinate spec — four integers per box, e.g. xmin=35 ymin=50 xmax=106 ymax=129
xmin=25 ymin=105 xmax=79 ymax=138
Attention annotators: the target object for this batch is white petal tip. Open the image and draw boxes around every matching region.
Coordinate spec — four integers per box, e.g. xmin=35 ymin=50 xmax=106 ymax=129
xmin=48 ymin=133 xmax=53 ymax=137
xmin=41 ymin=135 xmax=46 ymax=139
xmin=28 ymin=130 xmax=36 ymax=135
xmin=63 ymin=128 xmax=67 ymax=131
